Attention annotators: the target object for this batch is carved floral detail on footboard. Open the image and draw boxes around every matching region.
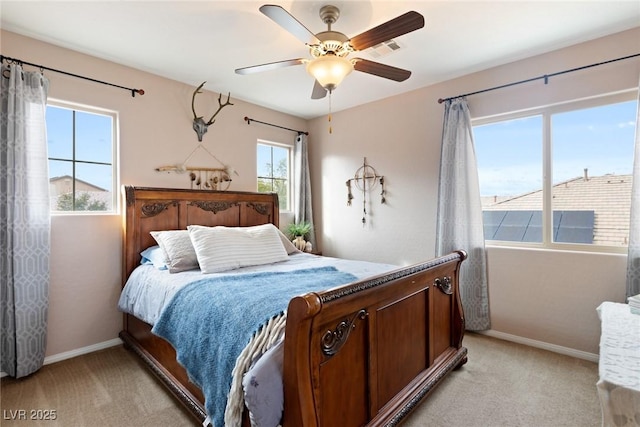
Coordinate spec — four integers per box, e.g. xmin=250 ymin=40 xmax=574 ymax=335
xmin=321 ymin=309 xmax=368 ymax=357
xmin=188 ymin=200 xmax=238 ymax=214
xmin=141 ymin=201 xmax=178 ymax=217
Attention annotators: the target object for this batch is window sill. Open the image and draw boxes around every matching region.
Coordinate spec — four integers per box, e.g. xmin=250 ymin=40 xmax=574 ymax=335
xmin=485 ymin=241 xmax=628 ymax=256
xmin=51 ymin=211 xmax=119 ymax=217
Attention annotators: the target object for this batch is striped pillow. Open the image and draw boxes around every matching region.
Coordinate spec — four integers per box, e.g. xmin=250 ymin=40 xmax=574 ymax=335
xmin=188 ymin=224 xmax=289 ymax=274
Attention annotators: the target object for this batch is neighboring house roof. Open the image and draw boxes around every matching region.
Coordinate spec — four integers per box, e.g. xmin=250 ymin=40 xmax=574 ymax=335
xmin=482 ymin=173 xmax=632 ymax=246
xmin=49 ymin=175 xmax=107 ymax=192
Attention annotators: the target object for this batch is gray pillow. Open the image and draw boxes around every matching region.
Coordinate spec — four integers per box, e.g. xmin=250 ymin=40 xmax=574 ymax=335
xmin=150 ymin=230 xmax=199 ymax=273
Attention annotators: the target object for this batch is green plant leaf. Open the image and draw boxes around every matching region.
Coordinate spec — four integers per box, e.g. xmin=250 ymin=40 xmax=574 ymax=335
xmin=286 ymin=221 xmax=312 ymax=238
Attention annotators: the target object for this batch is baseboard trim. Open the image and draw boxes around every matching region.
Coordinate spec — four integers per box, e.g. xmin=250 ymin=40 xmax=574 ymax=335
xmin=43 ymin=338 xmax=123 ymax=365
xmin=1 ymin=338 xmax=123 ymax=378
xmin=476 ymin=330 xmax=599 ymax=363
xmin=1 ymin=332 xmax=599 ymax=378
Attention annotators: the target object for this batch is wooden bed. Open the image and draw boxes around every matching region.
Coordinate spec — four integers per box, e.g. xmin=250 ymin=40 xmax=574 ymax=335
xmin=119 ymin=185 xmax=468 ymax=427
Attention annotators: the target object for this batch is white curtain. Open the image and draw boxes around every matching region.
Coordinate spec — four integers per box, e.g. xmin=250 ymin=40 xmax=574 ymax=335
xmin=293 ymin=133 xmax=316 ymax=247
xmin=626 ymin=78 xmax=640 ymax=299
xmin=435 ymin=97 xmax=490 ymax=331
xmin=0 ymin=63 xmax=51 ymax=377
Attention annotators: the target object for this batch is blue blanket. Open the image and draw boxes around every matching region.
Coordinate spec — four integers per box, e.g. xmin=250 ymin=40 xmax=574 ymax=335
xmin=151 ymin=267 xmax=357 ymax=427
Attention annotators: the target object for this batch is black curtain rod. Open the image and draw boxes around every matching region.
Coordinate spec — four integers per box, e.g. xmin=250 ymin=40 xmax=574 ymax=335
xmin=437 ymin=53 xmax=640 ymax=104
xmin=0 ymin=54 xmax=145 ymax=97
xmin=244 ymin=116 xmax=308 ymax=135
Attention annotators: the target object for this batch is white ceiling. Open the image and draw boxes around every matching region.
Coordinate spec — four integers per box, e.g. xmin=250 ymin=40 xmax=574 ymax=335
xmin=2 ymin=1 xmax=639 ymax=119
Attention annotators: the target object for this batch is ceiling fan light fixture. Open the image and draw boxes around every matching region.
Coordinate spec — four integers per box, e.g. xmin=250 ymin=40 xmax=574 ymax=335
xmin=306 ymin=54 xmax=354 ymax=91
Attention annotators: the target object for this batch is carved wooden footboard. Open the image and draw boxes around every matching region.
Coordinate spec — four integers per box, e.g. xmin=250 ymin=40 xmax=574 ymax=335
xmin=283 ymin=251 xmax=467 ymax=427
xmin=120 ymin=186 xmax=467 ymax=427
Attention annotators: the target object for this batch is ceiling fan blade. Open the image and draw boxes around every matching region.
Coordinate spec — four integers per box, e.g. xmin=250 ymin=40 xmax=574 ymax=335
xmin=353 ymin=58 xmax=411 ymax=82
xmin=235 ymin=58 xmax=305 ymax=75
xmin=349 ymin=11 xmax=425 ymax=51
xmin=311 ymin=80 xmax=327 ymax=99
xmin=260 ymin=4 xmax=320 ymax=45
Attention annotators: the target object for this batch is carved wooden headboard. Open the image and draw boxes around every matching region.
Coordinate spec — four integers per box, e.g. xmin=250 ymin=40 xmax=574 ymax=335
xmin=121 ymin=186 xmax=280 ymax=287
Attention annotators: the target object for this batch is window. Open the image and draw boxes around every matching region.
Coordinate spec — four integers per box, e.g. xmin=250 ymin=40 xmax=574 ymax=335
xmin=474 ymin=92 xmax=637 ymax=251
xmin=46 ymin=101 xmax=118 ymax=213
xmin=257 ymin=141 xmax=291 ymax=211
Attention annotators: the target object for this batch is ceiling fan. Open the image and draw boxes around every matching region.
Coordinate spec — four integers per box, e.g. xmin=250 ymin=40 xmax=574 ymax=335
xmin=235 ymin=4 xmax=425 ymax=99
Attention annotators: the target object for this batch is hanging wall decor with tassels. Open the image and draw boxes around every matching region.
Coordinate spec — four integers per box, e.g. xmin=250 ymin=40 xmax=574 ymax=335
xmin=346 ymin=157 xmax=386 ymax=225
xmin=155 ymin=144 xmax=238 ymax=191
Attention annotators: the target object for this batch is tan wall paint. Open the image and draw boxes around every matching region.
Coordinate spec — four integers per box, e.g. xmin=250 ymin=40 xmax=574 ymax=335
xmin=309 ymin=27 xmax=640 ymax=355
xmin=2 ymin=30 xmax=306 ymax=357
xmin=486 ymin=247 xmax=627 ymax=353
xmin=4 ymin=26 xmax=639 ymax=358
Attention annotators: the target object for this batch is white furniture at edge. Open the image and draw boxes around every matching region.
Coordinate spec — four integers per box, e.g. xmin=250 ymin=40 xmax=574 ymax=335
xmin=596 ymin=301 xmax=640 ymax=427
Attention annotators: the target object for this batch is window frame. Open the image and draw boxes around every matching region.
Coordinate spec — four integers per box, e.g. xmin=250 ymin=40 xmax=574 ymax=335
xmin=256 ymin=140 xmax=292 ymax=212
xmin=473 ymin=89 xmax=637 ymax=254
xmin=47 ymin=99 xmax=119 ymax=215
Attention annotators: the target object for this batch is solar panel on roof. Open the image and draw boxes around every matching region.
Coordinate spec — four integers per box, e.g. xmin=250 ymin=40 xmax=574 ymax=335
xmin=522 ymin=211 xmax=542 ymax=242
xmin=483 ymin=211 xmax=507 ymax=240
xmin=482 ymin=210 xmax=594 ymax=244
xmin=554 ymin=211 xmax=594 ymax=244
xmin=492 ymin=211 xmax=533 ymax=241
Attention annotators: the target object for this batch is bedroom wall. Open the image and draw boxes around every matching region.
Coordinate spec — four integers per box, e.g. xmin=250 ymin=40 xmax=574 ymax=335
xmin=308 ymin=27 xmax=640 ymax=357
xmin=1 ymin=30 xmax=307 ymax=358
xmin=3 ymin=26 xmax=638 ymax=361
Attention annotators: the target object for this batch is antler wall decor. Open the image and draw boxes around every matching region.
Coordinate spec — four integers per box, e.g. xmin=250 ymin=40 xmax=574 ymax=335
xmin=191 ymin=81 xmax=233 ymax=141
xmin=346 ymin=157 xmax=386 ymax=225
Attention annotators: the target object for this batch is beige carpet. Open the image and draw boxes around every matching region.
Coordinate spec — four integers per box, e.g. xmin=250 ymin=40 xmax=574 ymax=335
xmin=0 ymin=333 xmax=601 ymax=427
xmin=407 ymin=333 xmax=601 ymax=427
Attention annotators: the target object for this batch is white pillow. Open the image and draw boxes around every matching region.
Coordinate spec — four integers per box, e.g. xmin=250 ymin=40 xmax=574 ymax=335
xmin=276 ymin=228 xmax=300 ymax=254
xmin=150 ymin=230 xmax=199 ymax=273
xmin=188 ymin=224 xmax=289 ymax=274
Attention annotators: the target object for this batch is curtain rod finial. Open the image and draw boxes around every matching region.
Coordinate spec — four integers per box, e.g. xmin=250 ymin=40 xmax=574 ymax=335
xmin=437 ymin=98 xmax=445 ymax=104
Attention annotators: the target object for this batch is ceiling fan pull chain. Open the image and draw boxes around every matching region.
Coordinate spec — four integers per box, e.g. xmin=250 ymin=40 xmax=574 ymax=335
xmin=328 ymin=91 xmax=333 ymax=134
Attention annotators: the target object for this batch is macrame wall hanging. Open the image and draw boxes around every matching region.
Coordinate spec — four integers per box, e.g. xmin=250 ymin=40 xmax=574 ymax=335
xmin=155 ymin=143 xmax=238 ymax=191
xmin=346 ymin=157 xmax=386 ymax=225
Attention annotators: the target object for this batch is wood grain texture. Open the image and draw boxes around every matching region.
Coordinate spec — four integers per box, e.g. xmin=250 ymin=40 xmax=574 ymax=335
xmin=349 ymin=11 xmax=425 ymax=51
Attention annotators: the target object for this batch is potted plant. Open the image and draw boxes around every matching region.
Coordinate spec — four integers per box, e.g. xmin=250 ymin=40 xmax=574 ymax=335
xmin=287 ymin=221 xmax=312 ymax=251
